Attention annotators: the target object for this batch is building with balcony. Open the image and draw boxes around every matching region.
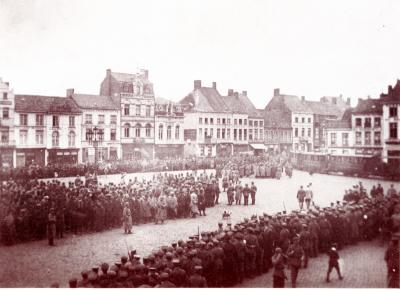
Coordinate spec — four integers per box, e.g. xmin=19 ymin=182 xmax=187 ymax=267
xmin=14 ymin=94 xmax=81 ymax=166
xmin=68 ymin=89 xmax=121 ymax=163
xmin=100 ymin=69 xmax=155 ymax=159
xmin=351 ymin=98 xmax=383 ymax=157
xmin=154 ymin=98 xmax=184 ymax=158
xmin=0 ymin=79 xmax=16 ymax=167
xmin=380 ymin=80 xmax=400 ymax=165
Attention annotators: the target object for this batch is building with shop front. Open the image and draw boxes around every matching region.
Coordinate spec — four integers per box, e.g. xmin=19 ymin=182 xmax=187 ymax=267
xmin=100 ymin=69 xmax=155 ymax=160
xmin=0 ymin=79 xmax=16 ymax=167
xmin=14 ymin=94 xmax=81 ymax=166
xmin=154 ymin=98 xmax=184 ymax=158
xmin=68 ymin=89 xmax=121 ymax=163
xmin=180 ymin=81 xmax=261 ymax=157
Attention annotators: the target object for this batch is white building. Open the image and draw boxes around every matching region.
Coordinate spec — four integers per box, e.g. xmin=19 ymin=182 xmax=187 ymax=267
xmin=325 ymin=109 xmax=354 ymax=155
xmin=0 ymin=79 xmax=15 ymax=167
xmin=69 ymin=90 xmax=121 ymax=163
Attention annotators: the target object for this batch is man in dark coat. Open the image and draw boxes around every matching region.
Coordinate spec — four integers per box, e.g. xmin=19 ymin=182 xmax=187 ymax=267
xmin=286 ymin=236 xmax=304 ymax=288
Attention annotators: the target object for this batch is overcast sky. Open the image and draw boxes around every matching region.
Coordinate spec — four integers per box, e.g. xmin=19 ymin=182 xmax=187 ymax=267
xmin=1 ymin=0 xmax=400 ymax=108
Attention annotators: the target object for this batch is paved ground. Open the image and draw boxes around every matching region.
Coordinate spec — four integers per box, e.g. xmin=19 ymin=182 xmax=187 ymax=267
xmin=0 ymin=170 xmax=394 ymax=287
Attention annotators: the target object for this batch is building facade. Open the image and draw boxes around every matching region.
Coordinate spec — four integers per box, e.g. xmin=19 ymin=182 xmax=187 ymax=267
xmin=100 ymin=69 xmax=155 ymax=160
xmin=69 ymin=90 xmax=121 ymax=163
xmin=154 ymin=98 xmax=184 ymax=158
xmin=325 ymin=109 xmax=354 ymax=155
xmin=0 ymin=79 xmax=16 ymax=167
xmin=14 ymin=95 xmax=82 ymax=166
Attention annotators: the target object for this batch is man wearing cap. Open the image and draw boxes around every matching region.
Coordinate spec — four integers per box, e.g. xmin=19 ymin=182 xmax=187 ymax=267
xmin=305 ymin=184 xmax=313 ymax=210
xmin=250 ymin=181 xmax=257 ymax=205
xmin=326 ymin=243 xmax=343 ymax=282
xmin=299 ymin=224 xmax=312 ymax=268
xmin=243 ymin=184 xmax=250 ymax=206
xmin=188 ymin=265 xmax=207 ymax=287
xmin=123 ymin=202 xmax=133 ymax=234
xmin=47 ymin=208 xmax=57 ymax=246
xmin=272 ymin=247 xmax=286 ymax=288
xmin=155 ymin=272 xmax=176 ymax=288
xmin=170 ymin=259 xmax=187 ymax=287
xmin=68 ymin=278 xmax=78 ymax=288
xmin=297 ymin=186 xmax=306 ymax=210
xmin=286 ymin=236 xmax=304 ymax=288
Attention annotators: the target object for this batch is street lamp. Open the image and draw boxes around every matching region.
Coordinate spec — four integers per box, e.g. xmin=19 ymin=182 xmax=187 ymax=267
xmin=86 ymin=126 xmax=104 ymax=164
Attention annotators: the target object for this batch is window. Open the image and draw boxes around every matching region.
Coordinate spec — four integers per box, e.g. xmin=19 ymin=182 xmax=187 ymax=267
xmin=238 ymin=129 xmax=242 ymax=140
xmin=98 ymin=115 xmax=105 ymax=124
xmin=249 ymin=129 xmax=253 ymax=140
xmin=244 ymin=129 xmax=247 ymax=140
xmin=364 ymin=118 xmax=371 ymax=128
xmin=175 ymin=125 xmax=180 ymax=139
xmin=85 ymin=114 xmax=92 ymax=125
xmin=365 ymin=132 xmax=371 ymax=145
xmin=342 ymin=133 xmax=349 ymax=146
xmin=199 ymin=128 xmax=202 ymax=137
xmin=110 ymin=129 xmax=116 ymax=141
xmin=210 ymin=128 xmax=213 ymax=137
xmin=3 ymin=92 xmax=7 ymax=100
xmin=308 ymin=128 xmax=311 ymax=137
xmin=227 ymin=118 xmax=231 ymax=125
xmin=234 ymin=129 xmax=237 ymax=140
xmin=210 ymin=118 xmax=214 ymax=125
xmin=111 ymin=115 xmax=117 ymax=124
xmin=253 ymin=121 xmax=258 ymax=127
xmin=69 ymin=116 xmax=75 ymax=127
xmin=295 ymin=117 xmax=298 ymax=123
xmin=389 ymin=107 xmax=398 ymax=117
xmin=146 ymin=105 xmax=151 ymax=117
xmin=20 ymin=130 xmax=28 ymax=145
xmin=239 ymin=119 xmax=242 ymax=125
xmin=217 ymin=118 xmax=220 ymax=125
xmin=205 ymin=118 xmax=208 ymax=125
xmin=167 ymin=126 xmax=172 ymax=140
xmin=158 ymin=125 xmax=163 ymax=140
xmin=136 ymin=105 xmax=141 ymax=116
xmin=255 ymin=129 xmax=258 ymax=140
xmin=307 ymin=118 xmax=311 ymax=123
xmin=135 ymin=124 xmax=141 ymax=137
xmin=68 ymin=131 xmax=76 ymax=147
xmin=217 ymin=128 xmax=220 ymax=139
xmin=35 ymin=130 xmax=44 ymax=145
xmin=52 ymin=131 xmax=59 ymax=147
xmin=294 ymin=128 xmax=298 ymax=137
xmin=2 ymin=108 xmax=9 ymax=119
xmin=204 ymin=128 xmax=208 ymax=138
xmin=222 ymin=118 xmax=226 ymax=125
xmin=301 ymin=128 xmax=305 ymax=137
xmin=244 ymin=119 xmax=247 ymax=126
xmin=390 ymin=122 xmax=398 ymax=139
xmin=199 ymin=117 xmax=203 ymax=124
xmin=302 ymin=117 xmax=305 ymax=123
xmin=249 ymin=120 xmax=253 ymax=126
xmin=146 ymin=124 xmax=151 ymax=138
xmin=234 ymin=119 xmax=237 ymax=125
xmin=374 ymin=132 xmax=381 ymax=145
xmin=20 ymin=114 xmax=28 ymax=126
xmin=1 ymin=131 xmax=9 ymax=143
xmin=222 ymin=129 xmax=226 ymax=139
xmin=124 ymin=104 xmax=130 ymax=115
xmin=260 ymin=121 xmax=263 ymax=127
xmin=226 ymin=129 xmax=230 ymax=139
xmin=124 ymin=124 xmax=130 ymax=138
xmin=356 ymin=132 xmax=362 ymax=145
xmin=374 ymin=117 xmax=380 ymax=128
xmin=355 ymin=118 xmax=362 ymax=127
xmin=330 ymin=133 xmax=337 ymax=146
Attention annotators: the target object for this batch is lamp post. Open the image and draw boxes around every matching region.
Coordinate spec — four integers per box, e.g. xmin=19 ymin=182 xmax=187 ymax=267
xmin=86 ymin=126 xmax=104 ymax=164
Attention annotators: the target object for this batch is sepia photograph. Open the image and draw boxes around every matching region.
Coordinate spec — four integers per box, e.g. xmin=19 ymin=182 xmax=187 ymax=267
xmin=0 ymin=0 xmax=399 ymax=288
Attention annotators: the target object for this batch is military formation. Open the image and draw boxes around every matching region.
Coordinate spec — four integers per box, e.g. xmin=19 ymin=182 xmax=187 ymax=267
xmin=61 ymin=182 xmax=400 ymax=288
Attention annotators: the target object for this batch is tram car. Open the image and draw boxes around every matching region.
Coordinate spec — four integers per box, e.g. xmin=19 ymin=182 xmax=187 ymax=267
xmin=292 ymin=152 xmax=384 ymax=177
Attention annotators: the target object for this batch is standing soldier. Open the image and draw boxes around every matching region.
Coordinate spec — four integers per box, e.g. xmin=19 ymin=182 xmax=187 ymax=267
xmin=243 ymin=184 xmax=250 ymax=206
xmin=305 ymin=184 xmax=313 ymax=210
xmin=326 ymin=243 xmax=343 ymax=282
xmin=250 ymin=182 xmax=257 ymax=205
xmin=272 ymin=247 xmax=286 ymax=288
xmin=123 ymin=202 xmax=133 ymax=234
xmin=190 ymin=191 xmax=199 ymax=218
xmin=47 ymin=208 xmax=57 ymax=246
xmin=297 ymin=186 xmax=306 ymax=210
xmin=286 ymin=236 xmax=304 ymax=288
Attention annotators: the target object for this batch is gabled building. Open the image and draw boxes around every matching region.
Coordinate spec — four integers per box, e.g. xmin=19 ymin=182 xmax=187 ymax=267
xmin=325 ymin=108 xmax=354 ymax=155
xmin=0 ymin=79 xmax=15 ymax=167
xmin=14 ymin=94 xmax=82 ymax=166
xmin=100 ymin=69 xmax=155 ymax=160
xmin=154 ymin=97 xmax=184 ymax=158
xmin=68 ymin=89 xmax=121 ymax=163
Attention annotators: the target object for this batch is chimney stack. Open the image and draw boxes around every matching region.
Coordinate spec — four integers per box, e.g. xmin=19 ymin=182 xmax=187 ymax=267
xmin=346 ymin=97 xmax=351 ymax=106
xmin=143 ymin=69 xmax=149 ymax=79
xmin=5 ymin=82 xmax=9 ymax=87
xmin=66 ymin=88 xmax=74 ymax=97
xmin=212 ymin=82 xmax=217 ymax=89
xmin=194 ymin=80 xmax=202 ymax=90
xmin=273 ymin=88 xmax=280 ymax=96
xmin=106 ymin=68 xmax=111 ymax=76
xmin=301 ymin=96 xmax=305 ymax=102
xmin=234 ymin=92 xmax=239 ymax=98
xmin=242 ymin=90 xmax=247 ymax=96
xmin=228 ymin=89 xmax=234 ymax=96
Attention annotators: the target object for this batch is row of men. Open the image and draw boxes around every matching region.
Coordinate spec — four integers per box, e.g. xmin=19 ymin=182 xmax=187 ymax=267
xmin=64 ymin=184 xmax=400 ymax=288
xmin=0 ymin=171 xmax=221 ymax=245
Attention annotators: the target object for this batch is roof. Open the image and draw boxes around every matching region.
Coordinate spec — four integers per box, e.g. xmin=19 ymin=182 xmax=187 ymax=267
xmin=263 ymin=108 xmax=292 ymax=129
xmin=15 ymin=95 xmax=81 ymax=114
xmin=110 ymin=71 xmax=152 ymax=85
xmin=155 ymin=97 xmax=177 ymax=104
xmin=380 ymin=79 xmax=400 ymax=103
xmin=352 ymin=98 xmax=383 ymax=115
xmin=180 ymin=87 xmax=230 ymax=113
xmin=71 ymin=94 xmax=119 ymax=110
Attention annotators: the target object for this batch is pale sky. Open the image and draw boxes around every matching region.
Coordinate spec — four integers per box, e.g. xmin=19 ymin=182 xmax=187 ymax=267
xmin=1 ymin=0 xmax=400 ymax=108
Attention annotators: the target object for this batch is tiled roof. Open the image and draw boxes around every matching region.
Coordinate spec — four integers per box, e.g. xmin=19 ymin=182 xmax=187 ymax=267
xmin=155 ymin=97 xmax=177 ymax=104
xmin=352 ymin=98 xmax=383 ymax=115
xmin=15 ymin=95 xmax=81 ymax=114
xmin=325 ymin=108 xmax=352 ymax=129
xmin=71 ymin=94 xmax=119 ymax=110
xmin=263 ymin=108 xmax=292 ymax=128
xmin=180 ymin=87 xmax=230 ymax=113
xmin=305 ymin=100 xmax=345 ymax=118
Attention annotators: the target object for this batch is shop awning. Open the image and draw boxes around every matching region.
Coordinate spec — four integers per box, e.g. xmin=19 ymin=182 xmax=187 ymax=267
xmin=250 ymin=143 xmax=267 ymax=150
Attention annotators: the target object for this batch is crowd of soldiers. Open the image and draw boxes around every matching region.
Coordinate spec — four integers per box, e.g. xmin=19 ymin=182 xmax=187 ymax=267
xmin=0 ymin=171 xmax=221 ymax=245
xmin=61 ymin=183 xmax=400 ymax=288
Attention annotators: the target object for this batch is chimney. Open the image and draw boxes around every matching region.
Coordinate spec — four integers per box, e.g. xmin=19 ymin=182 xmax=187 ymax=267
xmin=346 ymin=97 xmax=351 ymax=106
xmin=388 ymin=85 xmax=393 ymax=97
xmin=66 ymin=88 xmax=74 ymax=97
xmin=234 ymin=92 xmax=239 ymax=98
xmin=141 ymin=69 xmax=149 ymax=79
xmin=194 ymin=80 xmax=202 ymax=90
xmin=301 ymin=96 xmax=305 ymax=102
xmin=273 ymin=88 xmax=280 ymax=96
xmin=5 ymin=82 xmax=9 ymax=87
xmin=228 ymin=89 xmax=234 ymax=96
xmin=212 ymin=82 xmax=217 ymax=89
xmin=242 ymin=90 xmax=247 ymax=97
xmin=106 ymin=68 xmax=111 ymax=76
